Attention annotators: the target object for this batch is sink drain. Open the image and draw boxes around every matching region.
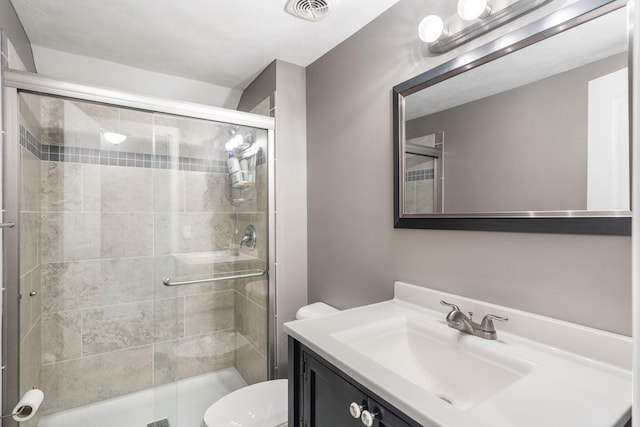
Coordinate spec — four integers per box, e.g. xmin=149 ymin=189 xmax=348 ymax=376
xmin=438 ymin=395 xmax=453 ymax=405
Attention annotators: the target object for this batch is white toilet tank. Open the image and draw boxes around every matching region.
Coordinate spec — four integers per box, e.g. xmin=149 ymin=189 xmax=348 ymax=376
xmin=202 ymin=302 xmax=338 ymax=427
xmin=295 ymin=302 xmax=338 ymax=320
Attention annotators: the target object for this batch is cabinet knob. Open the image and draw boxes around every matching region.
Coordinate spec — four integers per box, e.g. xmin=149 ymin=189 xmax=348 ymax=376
xmin=361 ymin=410 xmax=378 ymax=426
xmin=349 ymin=402 xmax=364 ymax=418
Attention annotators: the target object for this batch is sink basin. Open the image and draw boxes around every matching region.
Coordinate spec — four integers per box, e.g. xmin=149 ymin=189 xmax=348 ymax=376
xmin=332 ymin=316 xmax=531 ymax=410
xmin=285 ymin=282 xmax=632 ymax=426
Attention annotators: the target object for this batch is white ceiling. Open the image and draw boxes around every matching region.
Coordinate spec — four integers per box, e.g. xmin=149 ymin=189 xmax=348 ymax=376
xmin=11 ymin=0 xmax=399 ymax=90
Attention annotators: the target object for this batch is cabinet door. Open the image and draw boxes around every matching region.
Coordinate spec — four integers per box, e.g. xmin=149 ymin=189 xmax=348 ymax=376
xmin=303 ymin=352 xmax=365 ymax=426
xmin=302 ymin=351 xmax=416 ymax=427
xmin=365 ymin=398 xmax=416 ymax=427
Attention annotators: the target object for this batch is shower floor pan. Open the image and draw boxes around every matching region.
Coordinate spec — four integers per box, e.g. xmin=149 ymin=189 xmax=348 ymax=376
xmin=37 ymin=367 xmax=247 ymax=427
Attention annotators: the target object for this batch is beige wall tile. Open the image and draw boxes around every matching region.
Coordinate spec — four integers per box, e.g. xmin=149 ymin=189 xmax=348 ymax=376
xmin=415 ymin=180 xmax=435 ymax=214
xmin=39 ymin=346 xmax=153 ymax=414
xmin=20 ymin=212 xmax=40 ymax=272
xmin=404 ymin=181 xmax=416 ymax=214
xmin=30 ymin=265 xmax=42 ymax=324
xmin=40 ymin=213 xmax=101 ymax=262
xmin=245 ymin=279 xmax=268 ymax=310
xmin=21 ymin=148 xmax=41 ymax=212
xmin=42 ymin=311 xmax=81 ymax=363
xmin=234 ymin=292 xmax=267 ymax=356
xmin=100 ymin=212 xmax=154 ymax=258
xmin=184 ymin=172 xmax=233 ymax=213
xmin=154 ymin=330 xmax=235 ymax=385
xmin=40 ymin=97 xmax=64 ymax=146
xmin=42 ymin=258 xmax=155 ymax=312
xmin=40 ymin=161 xmax=82 ymax=212
xmin=82 ymin=301 xmax=155 ymax=356
xmin=19 ymin=272 xmax=32 ymax=342
xmin=82 ymin=164 xmax=154 ymax=212
xmin=156 ymin=212 xmax=235 ymax=254
xmin=184 ymin=290 xmax=234 ymax=336
xmin=20 ymin=94 xmax=43 ymax=141
xmin=235 ymin=334 xmax=267 ymax=385
xmin=20 ymin=318 xmax=41 ymax=396
xmin=154 ymin=297 xmax=184 ymax=342
xmin=154 ymin=169 xmax=185 ymax=212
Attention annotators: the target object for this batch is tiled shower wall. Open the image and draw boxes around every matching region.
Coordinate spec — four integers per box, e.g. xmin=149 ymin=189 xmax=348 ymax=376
xmin=18 ymin=93 xmax=269 ymax=416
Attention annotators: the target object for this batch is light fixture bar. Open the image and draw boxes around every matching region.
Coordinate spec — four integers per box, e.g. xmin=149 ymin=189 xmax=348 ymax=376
xmin=429 ymin=0 xmax=552 ymax=54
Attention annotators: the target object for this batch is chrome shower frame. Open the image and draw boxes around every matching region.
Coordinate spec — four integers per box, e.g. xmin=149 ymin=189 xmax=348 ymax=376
xmin=0 ymin=70 xmax=278 ymax=426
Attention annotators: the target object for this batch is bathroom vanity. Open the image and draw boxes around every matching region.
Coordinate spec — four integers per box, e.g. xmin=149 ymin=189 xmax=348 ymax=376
xmin=290 ymin=339 xmax=420 ymax=426
xmin=285 ymin=283 xmax=632 ymax=426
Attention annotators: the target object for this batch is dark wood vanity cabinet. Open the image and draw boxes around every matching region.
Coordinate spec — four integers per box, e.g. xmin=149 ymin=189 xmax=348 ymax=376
xmin=289 ymin=337 xmax=421 ymax=427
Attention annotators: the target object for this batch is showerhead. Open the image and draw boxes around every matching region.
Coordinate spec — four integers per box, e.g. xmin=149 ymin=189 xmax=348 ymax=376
xmin=225 ymin=127 xmax=253 ymax=152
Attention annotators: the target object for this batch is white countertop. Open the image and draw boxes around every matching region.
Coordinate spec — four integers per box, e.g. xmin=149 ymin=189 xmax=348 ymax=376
xmin=284 ymin=282 xmax=632 ymax=427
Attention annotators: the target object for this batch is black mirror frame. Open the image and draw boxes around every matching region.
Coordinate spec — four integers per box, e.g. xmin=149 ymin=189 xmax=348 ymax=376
xmin=393 ymin=0 xmax=631 ymax=236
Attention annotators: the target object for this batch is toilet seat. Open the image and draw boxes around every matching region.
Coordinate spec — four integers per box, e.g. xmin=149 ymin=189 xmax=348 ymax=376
xmin=202 ymin=379 xmax=287 ymax=427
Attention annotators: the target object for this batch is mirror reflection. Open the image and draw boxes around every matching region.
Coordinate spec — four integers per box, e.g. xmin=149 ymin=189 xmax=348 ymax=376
xmin=401 ymin=6 xmax=629 ymax=216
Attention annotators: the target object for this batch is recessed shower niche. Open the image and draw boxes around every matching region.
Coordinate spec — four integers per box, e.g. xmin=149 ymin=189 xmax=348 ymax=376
xmin=9 ymin=88 xmax=272 ymax=427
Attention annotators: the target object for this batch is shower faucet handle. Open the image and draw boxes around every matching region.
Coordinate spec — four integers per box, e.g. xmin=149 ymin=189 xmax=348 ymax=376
xmin=240 ymin=224 xmax=257 ymax=249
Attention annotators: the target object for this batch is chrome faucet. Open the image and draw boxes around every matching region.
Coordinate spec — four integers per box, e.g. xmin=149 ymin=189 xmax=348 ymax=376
xmin=440 ymin=300 xmax=508 ymax=340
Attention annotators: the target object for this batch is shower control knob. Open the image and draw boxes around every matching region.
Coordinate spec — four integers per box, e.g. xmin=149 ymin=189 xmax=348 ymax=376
xmin=349 ymin=402 xmax=364 ymax=418
xmin=361 ymin=410 xmax=378 ymax=426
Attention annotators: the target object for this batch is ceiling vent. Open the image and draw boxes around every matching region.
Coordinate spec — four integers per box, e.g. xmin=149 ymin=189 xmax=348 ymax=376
xmin=284 ymin=0 xmax=331 ymax=22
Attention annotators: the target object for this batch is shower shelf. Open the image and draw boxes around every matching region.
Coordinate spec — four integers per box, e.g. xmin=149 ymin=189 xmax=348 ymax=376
xmin=162 ymin=268 xmax=266 ymax=286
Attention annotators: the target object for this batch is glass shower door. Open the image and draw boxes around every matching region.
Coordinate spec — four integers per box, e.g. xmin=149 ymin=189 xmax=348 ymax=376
xmin=13 ymin=89 xmax=270 ymax=427
xmin=151 ymin=113 xmax=269 ymax=426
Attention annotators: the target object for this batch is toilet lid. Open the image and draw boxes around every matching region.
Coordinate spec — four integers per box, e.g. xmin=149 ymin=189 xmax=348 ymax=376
xmin=203 ymin=379 xmax=288 ymax=427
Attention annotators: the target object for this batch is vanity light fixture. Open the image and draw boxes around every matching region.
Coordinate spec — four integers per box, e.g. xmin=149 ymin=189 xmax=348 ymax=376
xmin=418 ymin=15 xmax=447 ymax=43
xmin=457 ymin=0 xmax=491 ymax=21
xmin=420 ymin=0 xmax=552 ymax=54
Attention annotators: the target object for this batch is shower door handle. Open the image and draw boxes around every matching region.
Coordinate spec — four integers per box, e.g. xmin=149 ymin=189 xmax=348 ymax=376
xmin=0 ymin=222 xmax=15 ymax=228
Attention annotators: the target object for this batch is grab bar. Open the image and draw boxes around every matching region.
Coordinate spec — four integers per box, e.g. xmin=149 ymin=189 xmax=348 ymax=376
xmin=162 ymin=269 xmax=266 ymax=287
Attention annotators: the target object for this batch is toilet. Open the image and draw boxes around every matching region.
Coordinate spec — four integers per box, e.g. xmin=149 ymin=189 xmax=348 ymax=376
xmin=202 ymin=302 xmax=339 ymax=427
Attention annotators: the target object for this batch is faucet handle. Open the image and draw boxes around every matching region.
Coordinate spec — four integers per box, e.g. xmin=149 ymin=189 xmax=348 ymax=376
xmin=480 ymin=314 xmax=508 ymax=332
xmin=440 ymin=300 xmax=460 ymax=312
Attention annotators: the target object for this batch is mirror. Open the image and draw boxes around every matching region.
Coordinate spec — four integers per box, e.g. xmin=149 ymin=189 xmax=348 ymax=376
xmin=393 ymin=0 xmax=631 ymax=235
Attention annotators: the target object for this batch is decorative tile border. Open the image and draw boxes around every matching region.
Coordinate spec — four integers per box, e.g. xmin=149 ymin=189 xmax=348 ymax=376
xmin=406 ymin=168 xmax=435 ymax=182
xmin=20 ymin=125 xmax=265 ymax=172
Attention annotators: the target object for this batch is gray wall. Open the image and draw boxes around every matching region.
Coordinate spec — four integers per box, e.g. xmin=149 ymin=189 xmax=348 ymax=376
xmin=237 ymin=61 xmax=276 ymax=113
xmin=0 ymin=0 xmax=35 ymax=71
xmin=306 ymin=0 xmax=631 ymax=335
xmin=406 ymin=53 xmax=627 ymax=212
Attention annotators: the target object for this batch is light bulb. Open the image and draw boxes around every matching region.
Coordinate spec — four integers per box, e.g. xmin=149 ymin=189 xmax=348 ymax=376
xmin=457 ymin=0 xmax=490 ymax=21
xmin=102 ymin=131 xmax=127 ymax=145
xmin=418 ymin=15 xmax=446 ymax=43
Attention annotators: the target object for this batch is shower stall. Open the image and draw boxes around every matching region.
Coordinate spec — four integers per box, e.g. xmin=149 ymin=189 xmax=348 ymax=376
xmin=1 ymin=71 xmax=276 ymax=427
